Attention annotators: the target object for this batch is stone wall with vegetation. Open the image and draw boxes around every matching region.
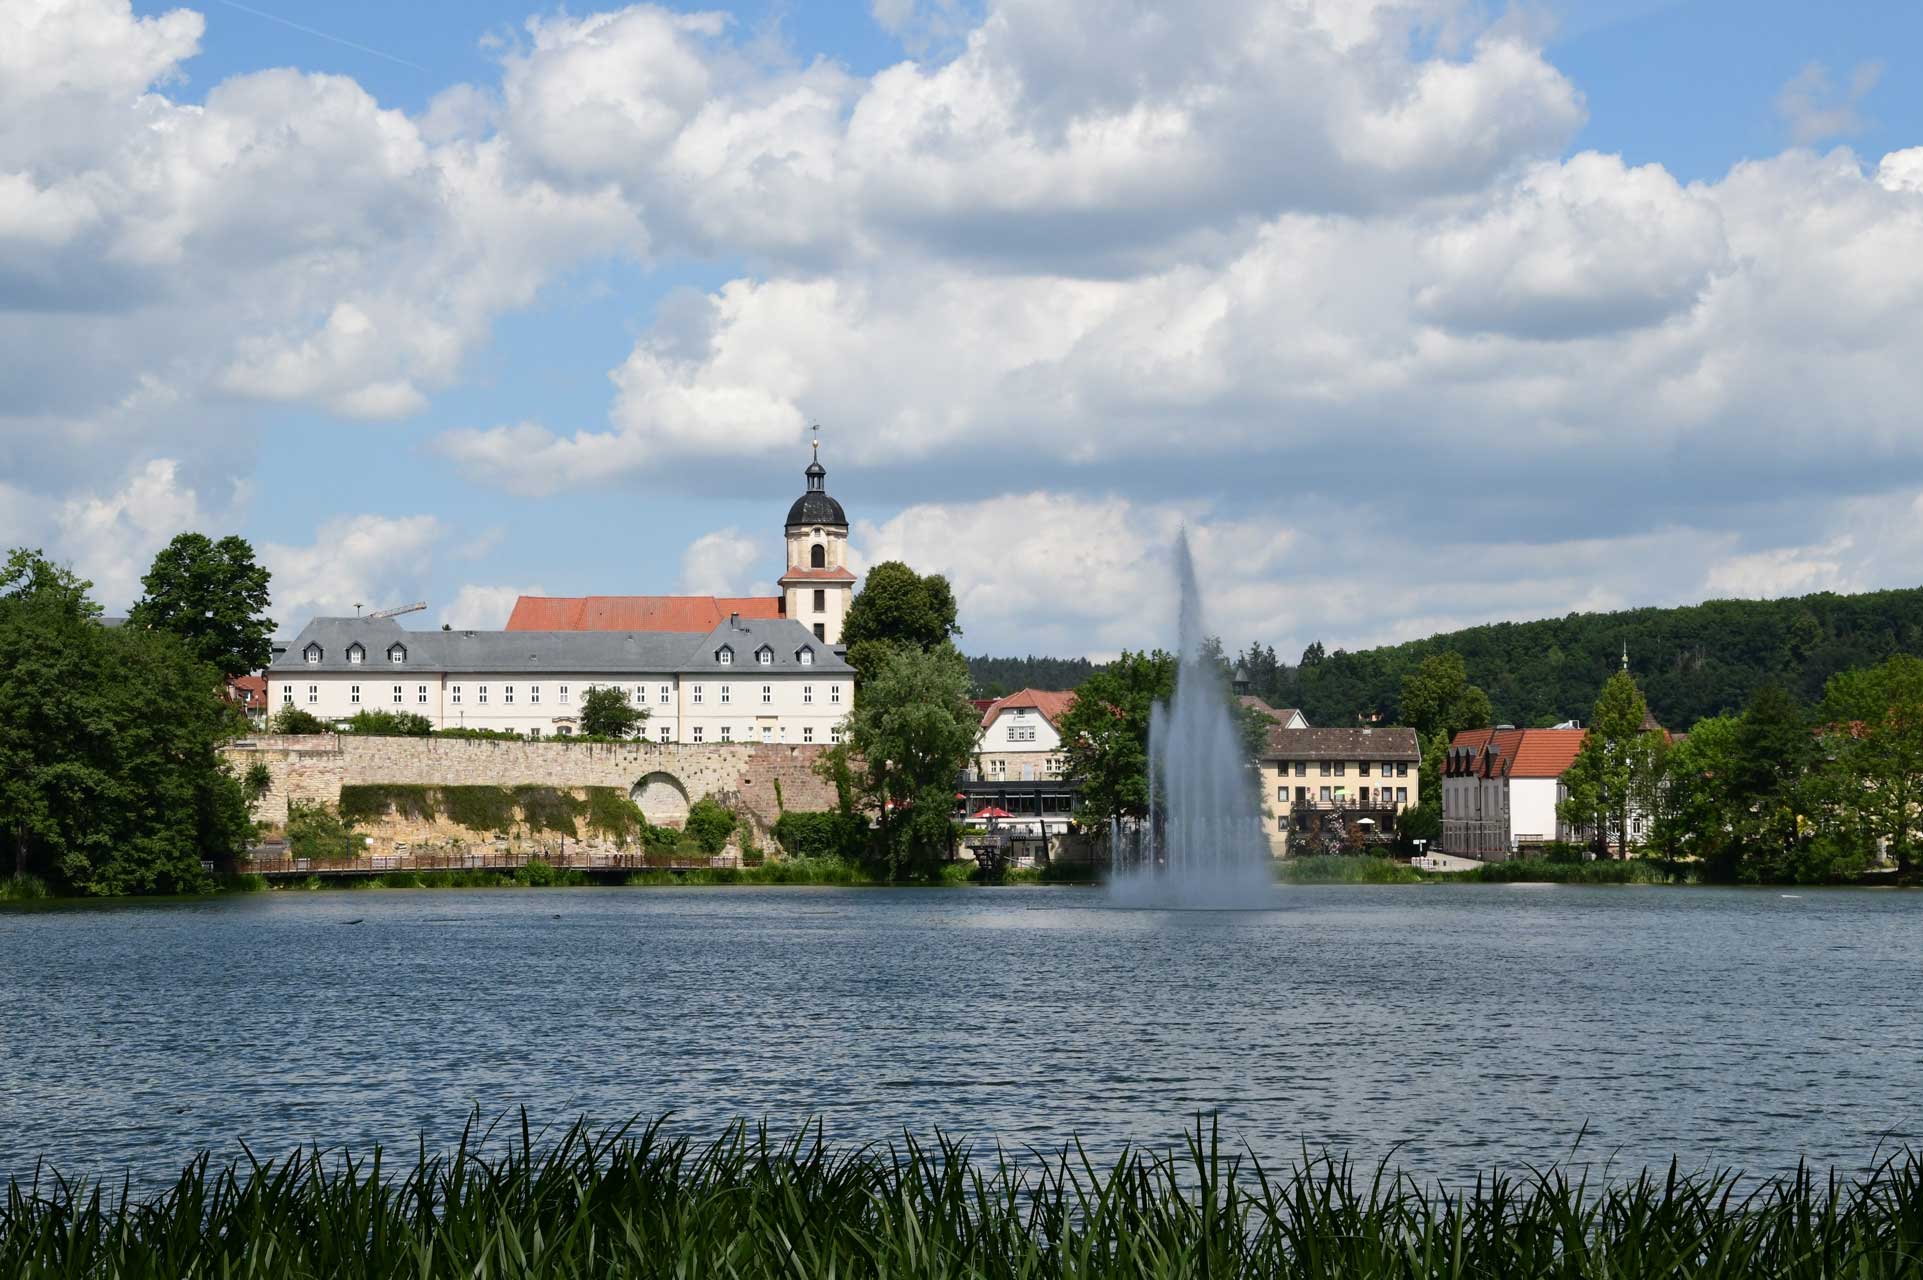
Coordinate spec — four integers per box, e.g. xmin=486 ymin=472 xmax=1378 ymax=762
xmin=224 ymin=736 xmax=838 ymax=846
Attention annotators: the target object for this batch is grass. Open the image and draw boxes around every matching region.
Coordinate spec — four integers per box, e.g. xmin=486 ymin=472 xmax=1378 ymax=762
xmin=0 ymin=874 xmax=53 ymax=901
xmin=6 ymin=1117 xmax=1923 ymax=1278
xmin=1464 ymin=857 xmax=1680 ymax=885
xmin=1278 ymin=855 xmax=1429 ymax=885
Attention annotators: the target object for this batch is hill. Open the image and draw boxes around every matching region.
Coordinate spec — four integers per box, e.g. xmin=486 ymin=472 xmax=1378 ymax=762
xmin=968 ymin=584 xmax=1923 ymax=730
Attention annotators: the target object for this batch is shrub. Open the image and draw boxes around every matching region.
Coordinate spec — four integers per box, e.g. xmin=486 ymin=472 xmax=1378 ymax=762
xmin=685 ymin=796 xmax=737 ymax=854
xmin=512 ymin=858 xmax=587 ymax=887
xmin=1467 ymin=857 xmax=1671 ymax=885
xmin=0 ymin=874 xmax=52 ymax=901
xmin=433 ymin=727 xmax=525 ymax=741
xmin=512 ymin=786 xmax=586 ymax=838
xmin=270 ymin=706 xmax=327 ymax=734
xmin=286 ymin=803 xmax=362 ymax=860
xmin=771 ymin=810 xmax=869 ymax=861
xmin=1278 ymin=854 xmax=1426 ymax=885
xmin=585 ymin=788 xmax=647 ymax=845
xmin=339 ymin=784 xmax=440 ymax=825
xmin=242 ymin=761 xmax=274 ymax=802
xmin=342 ymin=710 xmax=434 ymax=737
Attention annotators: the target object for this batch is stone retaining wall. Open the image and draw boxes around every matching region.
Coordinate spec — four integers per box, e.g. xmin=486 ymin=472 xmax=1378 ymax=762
xmin=224 ymin=735 xmax=838 ymax=841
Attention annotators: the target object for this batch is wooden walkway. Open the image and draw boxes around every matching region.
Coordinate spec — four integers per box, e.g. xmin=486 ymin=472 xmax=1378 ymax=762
xmin=245 ymin=850 xmax=738 ymax=878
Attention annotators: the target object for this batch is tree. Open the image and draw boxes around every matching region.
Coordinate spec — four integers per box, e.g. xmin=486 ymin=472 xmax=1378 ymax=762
xmin=1 ymin=548 xmax=99 ymax=616
xmin=1056 ymin=650 xmax=1178 ymax=824
xmin=579 ymin=685 xmax=647 ymax=739
xmin=1729 ymin=681 xmax=1817 ymax=874
xmin=1398 ymin=653 xmax=1492 ymax=839
xmin=1817 ymin=655 xmax=1923 ymax=874
xmin=272 ymin=706 xmax=328 ymax=734
xmin=126 ymin=532 xmax=274 ymax=677
xmin=841 ymin=561 xmax=960 ymax=682
xmin=684 ymin=796 xmax=737 ymax=854
xmin=1556 ymin=671 xmax=1659 ymax=857
xmin=839 ymin=643 xmax=979 ymax=879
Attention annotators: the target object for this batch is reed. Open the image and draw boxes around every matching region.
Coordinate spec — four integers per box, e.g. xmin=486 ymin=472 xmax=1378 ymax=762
xmin=5 ymin=1117 xmax=1923 ymax=1278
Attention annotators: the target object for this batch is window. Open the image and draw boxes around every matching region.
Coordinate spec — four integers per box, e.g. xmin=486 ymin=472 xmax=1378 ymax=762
xmin=720 ymin=725 xmax=732 ymax=742
xmin=418 ymin=685 xmax=428 ymax=704
xmin=557 ymin=726 xmax=572 ymax=737
xmin=391 ymin=685 xmax=403 ymax=704
xmin=761 ymin=684 xmax=772 ymax=704
xmin=803 ymin=685 xmax=813 ymax=704
xmin=814 ymin=623 xmax=825 ymax=641
xmin=803 ymin=725 xmax=814 ymax=743
xmin=1397 ymin=787 xmax=1408 ymax=804
xmin=810 ymin=543 xmax=825 ymax=568
xmin=529 ymin=728 xmax=542 ymax=740
xmin=347 ymin=644 xmax=365 ymax=664
xmin=304 ymin=644 xmax=322 ymax=664
xmin=350 ymin=684 xmax=361 ymax=705
xmin=1319 ymin=786 xmax=1331 ymax=802
xmin=757 ymin=647 xmax=773 ymax=665
xmin=1278 ymin=816 xmax=1287 ymax=833
xmin=530 ymin=685 xmax=540 ymax=704
xmin=721 ymin=685 xmax=732 ymax=704
xmin=1295 ymin=786 xmax=1308 ymax=804
xmin=1358 ymin=787 xmax=1371 ymax=805
xmin=1319 ymin=761 xmax=1331 ymax=777
xmin=308 ymin=684 xmax=318 ymax=704
xmin=990 ymin=758 xmax=1007 ymax=778
xmin=1398 ymin=762 xmax=1410 ymax=777
xmin=1277 ymin=786 xmax=1287 ymax=804
xmin=559 ymin=685 xmax=570 ymax=705
xmin=1277 ymin=763 xmax=1288 ymax=778
xmin=659 ymin=685 xmax=670 ymax=705
xmin=830 ymin=726 xmax=842 ymax=744
xmin=761 ymin=725 xmax=773 ymax=743
xmin=1334 ymin=761 xmax=1346 ymax=777
xmin=813 ymin=588 xmax=825 ymax=612
xmin=452 ymin=685 xmax=462 ymax=705
xmin=798 ymin=649 xmax=814 ymax=667
xmin=389 ymin=645 xmax=405 ymax=664
xmin=718 ymin=647 xmax=733 ymax=665
xmin=1359 ymin=762 xmax=1371 ymax=776
xmin=503 ymin=686 xmax=515 ymax=705
xmin=656 ymin=725 xmax=670 ymax=742
xmin=1334 ymin=786 xmax=1346 ymax=802
xmin=692 ymin=685 xmax=704 ymax=705
xmin=1295 ymin=761 xmax=1307 ymax=778
xmin=692 ymin=726 xmax=704 ymax=743
xmin=478 ymin=686 xmax=489 ymax=704
xmin=830 ymin=684 xmax=842 ymax=704
xmin=282 ymin=686 xmax=293 ymax=704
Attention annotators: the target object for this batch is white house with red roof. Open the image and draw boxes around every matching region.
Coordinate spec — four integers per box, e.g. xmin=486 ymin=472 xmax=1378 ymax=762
xmin=974 ymin=689 xmax=1076 ymax=781
xmin=1439 ymin=728 xmax=1588 ymax=859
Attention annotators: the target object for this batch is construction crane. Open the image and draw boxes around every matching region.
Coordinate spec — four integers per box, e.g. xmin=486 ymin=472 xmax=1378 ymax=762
xmin=366 ymin=601 xmax=427 ymax=620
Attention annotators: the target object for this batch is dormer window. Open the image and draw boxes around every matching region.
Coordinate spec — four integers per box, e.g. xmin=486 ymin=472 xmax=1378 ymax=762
xmin=797 ymin=647 xmax=814 ymax=666
xmin=304 ymin=643 xmax=322 ymax=664
xmin=717 ymin=645 xmax=734 ymax=665
xmin=346 ymin=643 xmax=365 ymax=665
xmin=756 ymin=646 xmax=773 ymax=665
xmin=388 ymin=644 xmax=406 ymax=664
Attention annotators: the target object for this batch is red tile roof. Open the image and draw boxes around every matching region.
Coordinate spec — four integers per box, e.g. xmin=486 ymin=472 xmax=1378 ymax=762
xmin=226 ymin=674 xmax=266 ymax=705
xmin=776 ymin=567 xmax=857 ymax=582
xmin=505 ymin=595 xmax=784 ymax=632
xmin=1447 ymin=727 xmax=1587 ymax=779
xmin=1239 ymin=696 xmax=1303 ymax=726
xmin=981 ymin=688 xmax=1077 ymax=731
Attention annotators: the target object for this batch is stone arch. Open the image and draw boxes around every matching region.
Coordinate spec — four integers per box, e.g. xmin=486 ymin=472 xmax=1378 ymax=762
xmin=631 ymin=771 xmax=691 ymax=826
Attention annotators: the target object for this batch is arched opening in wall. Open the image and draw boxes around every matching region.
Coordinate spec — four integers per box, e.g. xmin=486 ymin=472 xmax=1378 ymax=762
xmin=810 ymin=543 xmax=825 ymax=568
xmin=631 ymin=772 xmax=691 ymax=826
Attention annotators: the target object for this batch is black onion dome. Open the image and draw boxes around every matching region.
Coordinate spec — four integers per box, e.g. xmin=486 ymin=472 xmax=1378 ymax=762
xmin=786 ymin=452 xmax=847 ymax=526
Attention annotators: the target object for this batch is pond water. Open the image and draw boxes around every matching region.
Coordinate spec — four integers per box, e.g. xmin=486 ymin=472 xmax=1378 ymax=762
xmin=3 ymin=884 xmax=1919 ymax=1186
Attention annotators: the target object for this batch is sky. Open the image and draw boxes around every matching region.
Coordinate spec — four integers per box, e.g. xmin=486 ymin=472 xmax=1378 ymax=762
xmin=4 ymin=0 xmax=1922 ymax=661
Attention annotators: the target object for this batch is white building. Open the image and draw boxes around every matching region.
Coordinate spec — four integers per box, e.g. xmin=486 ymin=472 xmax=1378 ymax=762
xmin=1439 ymin=728 xmax=1586 ymax=859
xmin=268 ymin=614 xmax=851 ymax=744
xmin=972 ymin=689 xmax=1075 ymax=782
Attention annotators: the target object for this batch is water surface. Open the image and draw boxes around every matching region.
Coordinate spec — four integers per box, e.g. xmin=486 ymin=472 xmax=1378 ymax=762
xmin=3 ymin=885 xmax=1917 ymax=1185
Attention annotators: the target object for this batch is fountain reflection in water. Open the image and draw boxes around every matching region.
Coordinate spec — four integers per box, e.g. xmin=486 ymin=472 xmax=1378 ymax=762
xmin=1109 ymin=531 xmax=1280 ymax=909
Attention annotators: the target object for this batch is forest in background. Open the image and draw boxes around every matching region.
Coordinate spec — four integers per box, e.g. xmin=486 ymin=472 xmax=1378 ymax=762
xmin=967 ymin=584 xmax=1923 ymax=730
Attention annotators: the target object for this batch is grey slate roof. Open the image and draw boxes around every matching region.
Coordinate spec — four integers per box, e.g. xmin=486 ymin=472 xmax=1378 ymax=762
xmin=269 ymin=616 xmax=850 ymax=677
xmin=1263 ymin=726 xmax=1419 ymax=761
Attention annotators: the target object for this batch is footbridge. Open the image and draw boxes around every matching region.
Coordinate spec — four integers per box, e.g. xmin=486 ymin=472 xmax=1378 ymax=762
xmin=244 ymin=849 xmax=741 ymax=880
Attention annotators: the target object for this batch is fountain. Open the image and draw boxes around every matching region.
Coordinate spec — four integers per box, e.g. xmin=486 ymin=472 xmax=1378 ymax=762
xmin=1108 ymin=531 xmax=1280 ymax=909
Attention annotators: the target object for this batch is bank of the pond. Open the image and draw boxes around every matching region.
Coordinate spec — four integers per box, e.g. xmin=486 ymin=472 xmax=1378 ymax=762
xmin=6 ymin=1118 xmax=1922 ymax=1279
xmin=187 ymin=858 xmax=1102 ymax=894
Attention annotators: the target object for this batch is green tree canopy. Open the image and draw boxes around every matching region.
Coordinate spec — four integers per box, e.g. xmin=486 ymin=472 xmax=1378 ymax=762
xmin=1817 ymin=655 xmax=1923 ymax=875
xmin=841 ymin=561 xmax=960 ymax=682
xmin=126 ymin=532 xmax=274 ymax=677
xmin=838 ymin=642 xmax=979 ymax=879
xmin=1557 ymin=670 xmax=1659 ymax=855
xmin=579 ymin=685 xmax=648 ymax=739
xmin=1056 ymin=650 xmax=1177 ymax=824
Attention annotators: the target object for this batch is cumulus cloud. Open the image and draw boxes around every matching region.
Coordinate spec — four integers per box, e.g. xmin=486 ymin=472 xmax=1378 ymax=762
xmin=1775 ymin=60 xmax=1882 ymax=145
xmin=679 ymin=527 xmax=767 ymax=596
xmin=53 ymin=458 xmax=205 ymax=608
xmin=440 ymin=583 xmax=544 ymax=629
xmin=262 ymin=515 xmax=443 ymax=622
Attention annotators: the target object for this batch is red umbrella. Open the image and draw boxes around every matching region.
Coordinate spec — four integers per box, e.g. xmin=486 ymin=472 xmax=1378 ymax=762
xmin=972 ymin=806 xmax=1014 ymax=820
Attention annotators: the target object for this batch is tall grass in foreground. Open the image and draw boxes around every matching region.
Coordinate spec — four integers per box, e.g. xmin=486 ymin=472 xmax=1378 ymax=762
xmin=7 ymin=1119 xmax=1923 ymax=1279
xmin=0 ymin=874 xmax=53 ymax=901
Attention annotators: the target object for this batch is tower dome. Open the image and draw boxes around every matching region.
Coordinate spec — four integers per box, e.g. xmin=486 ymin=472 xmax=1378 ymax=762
xmin=785 ymin=439 xmax=847 ymax=527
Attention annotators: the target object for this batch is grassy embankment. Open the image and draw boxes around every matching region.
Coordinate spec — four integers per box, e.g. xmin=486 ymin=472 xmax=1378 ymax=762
xmin=1278 ymin=855 xmax=1687 ymax=886
xmin=5 ymin=1118 xmax=1922 ymax=1278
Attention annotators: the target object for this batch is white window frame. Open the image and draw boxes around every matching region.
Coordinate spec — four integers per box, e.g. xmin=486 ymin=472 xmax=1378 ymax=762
xmin=799 ymin=649 xmax=814 ymax=666
xmin=830 ymin=684 xmax=842 ymax=704
xmin=718 ymin=647 xmax=733 ymax=665
xmin=304 ymin=645 xmax=322 ymax=664
xmin=347 ymin=644 xmax=364 ymax=665
xmin=692 ymin=685 xmax=704 ymax=705
xmin=452 ymin=685 xmax=463 ymax=705
xmin=659 ymin=684 xmax=670 ymax=705
xmin=389 ymin=645 xmax=405 ymax=665
xmin=757 ymin=648 xmax=772 ymax=666
xmin=503 ymin=685 xmax=515 ymax=705
xmin=761 ymin=684 xmax=772 ymax=704
xmin=350 ymin=684 xmax=361 ymax=705
xmin=803 ymin=685 xmax=813 ymax=704
xmin=418 ymin=685 xmax=429 ymax=704
xmin=392 ymin=685 xmax=403 ymax=705
xmin=559 ymin=685 xmax=570 ymax=705
xmin=721 ymin=685 xmax=731 ymax=705
xmin=307 ymin=685 xmax=318 ymax=704
xmin=657 ymin=725 xmax=671 ymax=742
xmin=530 ymin=685 xmax=541 ymax=705
xmin=692 ymin=726 xmax=704 ymax=743
xmin=803 ymin=726 xmax=814 ymax=743
xmin=478 ymin=685 xmax=489 ymax=705
xmin=720 ymin=725 xmax=732 ymax=742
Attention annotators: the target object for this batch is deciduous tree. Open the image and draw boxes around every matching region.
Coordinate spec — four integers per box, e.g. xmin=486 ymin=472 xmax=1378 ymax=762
xmin=839 ymin=643 xmax=978 ymax=879
xmin=579 ymin=685 xmax=648 ymax=739
xmin=1056 ymin=650 xmax=1177 ymax=825
xmin=127 ymin=532 xmax=274 ymax=677
xmin=1817 ymin=655 xmax=1923 ymax=875
xmin=841 ymin=561 xmax=960 ymax=683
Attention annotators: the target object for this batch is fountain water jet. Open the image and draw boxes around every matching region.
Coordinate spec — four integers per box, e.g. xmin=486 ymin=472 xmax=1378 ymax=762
xmin=1108 ymin=531 xmax=1280 ymax=909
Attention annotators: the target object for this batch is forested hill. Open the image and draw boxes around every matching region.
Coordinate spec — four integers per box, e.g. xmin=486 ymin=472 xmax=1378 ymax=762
xmin=968 ymin=584 xmax=1923 ymax=730
xmin=965 ymin=654 xmax=1105 ymax=699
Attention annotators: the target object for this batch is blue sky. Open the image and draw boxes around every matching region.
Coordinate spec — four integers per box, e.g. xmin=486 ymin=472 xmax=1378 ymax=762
xmin=9 ymin=0 xmax=1923 ymax=657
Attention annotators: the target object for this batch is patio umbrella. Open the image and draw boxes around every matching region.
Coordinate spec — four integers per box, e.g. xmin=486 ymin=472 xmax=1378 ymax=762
xmin=972 ymin=806 xmax=1014 ymax=820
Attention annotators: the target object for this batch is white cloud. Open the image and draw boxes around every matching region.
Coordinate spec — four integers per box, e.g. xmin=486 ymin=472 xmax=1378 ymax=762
xmin=1775 ymin=61 xmax=1882 ymax=145
xmin=440 ymin=583 xmax=544 ymax=629
xmin=679 ymin=527 xmax=766 ymax=596
xmin=262 ymin=515 xmax=443 ymax=623
xmin=53 ymin=458 xmax=205 ymax=608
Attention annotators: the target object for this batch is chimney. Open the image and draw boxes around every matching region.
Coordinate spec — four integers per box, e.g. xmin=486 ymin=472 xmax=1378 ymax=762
xmin=730 ymin=611 xmax=740 ymax=628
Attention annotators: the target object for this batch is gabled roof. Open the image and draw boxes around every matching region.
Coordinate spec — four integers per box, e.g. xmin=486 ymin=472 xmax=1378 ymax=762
xmin=1239 ymin=696 xmax=1305 ymax=727
xmin=1446 ymin=727 xmax=1587 ymax=779
xmin=981 ymin=688 xmax=1076 ymax=731
xmin=505 ymin=595 xmax=783 ymax=632
xmin=1264 ymin=726 xmax=1419 ymax=762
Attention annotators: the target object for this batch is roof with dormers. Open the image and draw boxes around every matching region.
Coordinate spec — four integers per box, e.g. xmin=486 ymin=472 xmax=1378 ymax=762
xmin=980 ymin=688 xmax=1077 ymax=731
xmin=269 ymin=616 xmax=848 ymax=676
xmin=1445 ymin=728 xmax=1587 ymax=779
xmin=1264 ymin=726 xmax=1419 ymax=762
xmin=505 ymin=595 xmax=783 ymax=632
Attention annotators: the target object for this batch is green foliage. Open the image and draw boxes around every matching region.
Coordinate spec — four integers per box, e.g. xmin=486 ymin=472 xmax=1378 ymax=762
xmin=684 ymin=796 xmax=737 ymax=854
xmin=270 ymin=706 xmax=328 ymax=734
xmin=338 ymin=784 xmax=439 ymax=825
xmin=1557 ymin=671 xmax=1662 ymax=855
xmin=1278 ymin=855 xmax=1426 ymax=884
xmin=840 ymin=643 xmax=979 ymax=878
xmin=441 ymin=786 xmax=519 ymax=834
xmin=771 ymin=810 xmax=870 ymax=861
xmin=1466 ymin=857 xmax=1676 ymax=884
xmin=125 ymin=532 xmax=274 ymax=677
xmin=1817 ymin=654 xmax=1923 ymax=874
xmin=433 ymin=726 xmax=527 ymax=741
xmin=242 ymin=761 xmax=273 ymax=802
xmin=1056 ymin=649 xmax=1177 ymax=823
xmin=578 ymin=685 xmax=648 ymax=739
xmin=341 ymin=709 xmax=433 ymax=736
xmin=513 ymin=786 xmax=585 ymax=837
xmin=511 ymin=858 xmax=589 ymax=887
xmin=840 ymin=560 xmax=961 ymax=682
xmin=1399 ymin=652 xmax=1493 ymax=802
xmin=285 ymin=803 xmax=362 ymax=861
xmin=0 ymin=550 xmax=248 ymax=895
xmin=584 ymin=788 xmax=647 ymax=845
xmin=965 ymin=653 xmax=1104 ymax=698
xmin=9 ymin=1116 xmax=1923 ymax=1278
xmin=0 ymin=874 xmax=52 ymax=901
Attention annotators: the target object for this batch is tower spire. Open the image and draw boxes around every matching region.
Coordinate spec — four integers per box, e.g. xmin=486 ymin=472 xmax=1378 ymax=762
xmin=1621 ymin=640 xmax=1629 ymax=674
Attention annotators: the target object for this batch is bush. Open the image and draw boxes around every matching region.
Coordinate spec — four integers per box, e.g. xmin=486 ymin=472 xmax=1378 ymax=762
xmin=512 ymin=858 xmax=588 ymax=887
xmin=1278 ymin=855 xmax=1426 ymax=884
xmin=585 ymin=788 xmax=647 ymax=845
xmin=342 ymin=709 xmax=434 ymax=737
xmin=1467 ymin=857 xmax=1672 ymax=885
xmin=433 ymin=727 xmax=525 ymax=741
xmin=271 ymin=707 xmax=328 ymax=734
xmin=0 ymin=874 xmax=52 ymax=901
xmin=685 ymin=796 xmax=737 ymax=854
xmin=286 ymin=802 xmax=363 ymax=861
xmin=339 ymin=784 xmax=439 ymax=825
xmin=772 ymin=810 xmax=870 ymax=861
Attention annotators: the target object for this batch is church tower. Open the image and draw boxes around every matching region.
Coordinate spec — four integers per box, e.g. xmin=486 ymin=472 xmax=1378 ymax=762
xmin=779 ymin=434 xmax=855 ymax=645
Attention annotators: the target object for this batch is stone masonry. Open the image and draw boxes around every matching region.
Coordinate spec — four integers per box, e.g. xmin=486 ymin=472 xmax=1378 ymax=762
xmin=224 ymin=735 xmax=838 ymax=842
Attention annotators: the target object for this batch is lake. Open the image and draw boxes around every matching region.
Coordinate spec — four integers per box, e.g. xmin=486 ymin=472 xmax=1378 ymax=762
xmin=3 ymin=884 xmax=1919 ymax=1186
